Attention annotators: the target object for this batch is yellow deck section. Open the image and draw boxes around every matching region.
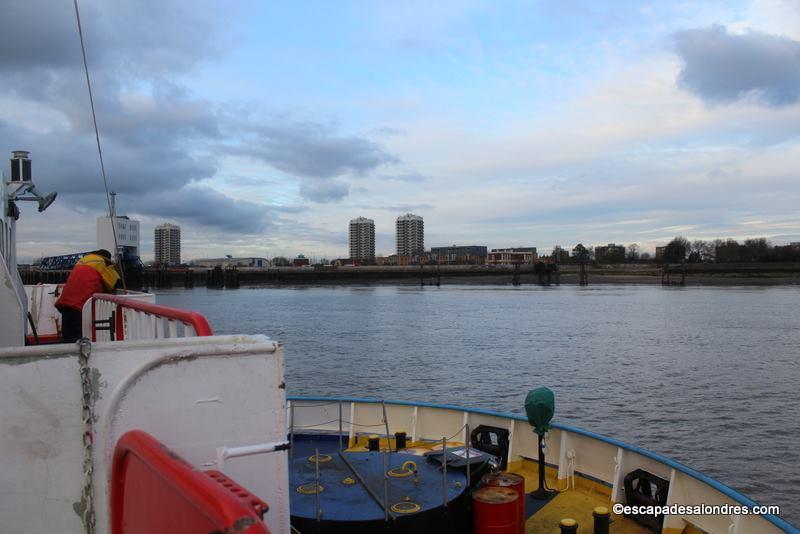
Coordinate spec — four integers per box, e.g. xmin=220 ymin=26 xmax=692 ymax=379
xmin=346 ymin=437 xmax=656 ymax=533
xmin=508 ymin=459 xmax=650 ymax=534
xmin=347 ymin=435 xmax=462 ymax=452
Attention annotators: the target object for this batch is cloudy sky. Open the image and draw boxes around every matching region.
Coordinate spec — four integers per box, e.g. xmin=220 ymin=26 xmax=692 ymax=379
xmin=3 ymin=0 xmax=800 ymax=262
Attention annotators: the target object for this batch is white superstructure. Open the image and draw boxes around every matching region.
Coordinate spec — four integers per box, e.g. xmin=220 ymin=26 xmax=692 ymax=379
xmin=1 ymin=166 xmax=26 ymax=347
xmin=97 ymin=215 xmax=140 ymax=257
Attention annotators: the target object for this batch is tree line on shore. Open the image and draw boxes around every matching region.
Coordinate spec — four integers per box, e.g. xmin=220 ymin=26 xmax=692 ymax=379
xmin=582 ymin=237 xmax=800 ymax=264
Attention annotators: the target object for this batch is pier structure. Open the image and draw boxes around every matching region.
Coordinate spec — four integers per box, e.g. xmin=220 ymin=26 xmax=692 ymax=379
xmin=661 ymin=263 xmax=687 ymax=286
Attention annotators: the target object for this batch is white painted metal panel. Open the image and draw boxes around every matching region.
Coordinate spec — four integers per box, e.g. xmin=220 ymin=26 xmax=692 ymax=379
xmin=561 ymin=431 xmax=619 ymax=484
xmin=0 ymin=351 xmax=83 ymax=532
xmin=415 ymin=407 xmax=466 ymax=443
xmin=0 ymin=253 xmax=26 ymax=347
xmin=352 ymin=401 xmax=388 ymax=436
xmin=24 ymin=283 xmax=61 ymax=337
xmin=0 ymin=335 xmax=289 ymax=534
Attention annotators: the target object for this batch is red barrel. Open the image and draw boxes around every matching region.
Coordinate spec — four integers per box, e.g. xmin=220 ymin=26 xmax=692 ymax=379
xmin=473 ymin=486 xmax=519 ymax=534
xmin=482 ymin=472 xmax=525 ymax=534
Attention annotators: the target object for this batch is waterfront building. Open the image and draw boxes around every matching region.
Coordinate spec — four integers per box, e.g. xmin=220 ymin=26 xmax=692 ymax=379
xmin=594 ymin=243 xmax=626 ymax=263
xmin=154 ymin=223 xmax=181 ymax=266
xmin=655 ymin=246 xmax=666 ymax=262
xmin=349 ymin=217 xmax=375 ymax=262
xmin=187 ymin=257 xmax=269 ymax=268
xmin=430 ymin=245 xmax=487 ymax=264
xmin=97 ymin=215 xmax=139 ymax=258
xmin=396 ymin=213 xmax=424 ymax=257
xmin=487 ymin=247 xmax=537 ymax=265
xmin=293 ymin=254 xmax=310 ymax=267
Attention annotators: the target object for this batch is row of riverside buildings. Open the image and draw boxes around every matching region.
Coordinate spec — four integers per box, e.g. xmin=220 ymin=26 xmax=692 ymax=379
xmin=348 ymin=214 xmax=542 ymax=266
xmin=349 ymin=214 xmax=426 ymax=259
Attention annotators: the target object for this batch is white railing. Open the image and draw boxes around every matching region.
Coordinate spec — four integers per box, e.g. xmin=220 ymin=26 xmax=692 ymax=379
xmin=87 ymin=293 xmax=213 ymax=342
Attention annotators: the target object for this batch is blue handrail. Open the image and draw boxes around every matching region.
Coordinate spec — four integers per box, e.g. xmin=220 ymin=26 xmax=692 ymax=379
xmin=287 ymin=395 xmax=798 ymax=533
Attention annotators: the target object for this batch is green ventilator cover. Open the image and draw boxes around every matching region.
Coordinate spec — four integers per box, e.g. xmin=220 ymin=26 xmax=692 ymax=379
xmin=525 ymin=387 xmax=555 ymax=436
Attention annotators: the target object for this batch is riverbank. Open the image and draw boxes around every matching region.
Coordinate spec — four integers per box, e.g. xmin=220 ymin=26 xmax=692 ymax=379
xmin=234 ymin=273 xmax=800 ymax=287
xmin=21 ymin=262 xmax=800 ymax=288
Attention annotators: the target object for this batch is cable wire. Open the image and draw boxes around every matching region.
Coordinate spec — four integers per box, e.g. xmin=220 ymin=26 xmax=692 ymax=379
xmin=290 ymin=401 xmax=340 ymax=409
xmin=445 ymin=423 xmax=468 ymax=442
xmin=73 ymin=0 xmax=126 ymax=288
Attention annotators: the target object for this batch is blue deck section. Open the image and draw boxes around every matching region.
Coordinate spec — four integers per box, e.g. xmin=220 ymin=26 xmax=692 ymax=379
xmin=290 ymin=450 xmax=467 ymax=522
xmin=525 ymin=492 xmax=556 ymax=519
xmin=291 ymin=433 xmax=341 ymax=460
xmin=288 ymin=396 xmax=800 ymax=534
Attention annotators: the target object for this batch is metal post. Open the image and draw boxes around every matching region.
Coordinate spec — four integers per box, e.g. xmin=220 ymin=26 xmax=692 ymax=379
xmin=338 ymin=401 xmax=343 ymax=451
xmin=315 ymin=447 xmax=321 ymax=523
xmin=442 ymin=437 xmax=448 ymax=508
xmin=289 ymin=402 xmax=294 ymax=459
xmin=383 ymin=449 xmax=389 ymax=522
xmin=465 ymin=424 xmax=471 ymax=489
xmin=381 ymin=400 xmax=390 ymax=451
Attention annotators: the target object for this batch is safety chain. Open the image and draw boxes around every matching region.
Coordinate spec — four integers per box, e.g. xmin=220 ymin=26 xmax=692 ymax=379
xmin=78 ymin=338 xmax=96 ymax=534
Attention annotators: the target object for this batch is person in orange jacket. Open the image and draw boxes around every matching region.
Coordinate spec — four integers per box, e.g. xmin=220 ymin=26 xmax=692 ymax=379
xmin=55 ymin=249 xmax=121 ymax=342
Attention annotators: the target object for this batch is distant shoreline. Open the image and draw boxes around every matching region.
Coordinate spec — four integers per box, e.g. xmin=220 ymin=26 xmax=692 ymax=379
xmin=226 ymin=263 xmax=800 ymax=287
xmin=22 ymin=262 xmax=800 ymax=288
xmin=229 ymin=272 xmax=800 ymax=287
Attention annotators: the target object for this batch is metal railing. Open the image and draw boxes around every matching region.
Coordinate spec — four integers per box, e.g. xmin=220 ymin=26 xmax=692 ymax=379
xmin=90 ymin=293 xmax=212 ymax=341
xmin=286 ymin=396 xmax=798 ymax=534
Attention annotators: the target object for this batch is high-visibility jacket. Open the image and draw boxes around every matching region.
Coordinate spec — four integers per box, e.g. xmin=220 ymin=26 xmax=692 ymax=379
xmin=55 ymin=254 xmax=121 ymax=311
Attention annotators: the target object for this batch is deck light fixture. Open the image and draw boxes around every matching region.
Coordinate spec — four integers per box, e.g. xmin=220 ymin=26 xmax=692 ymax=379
xmin=525 ymin=387 xmax=557 ymax=500
xmin=5 ymin=151 xmax=58 ymax=217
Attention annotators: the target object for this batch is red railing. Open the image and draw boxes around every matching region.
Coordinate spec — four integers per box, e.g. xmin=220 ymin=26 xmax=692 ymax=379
xmin=111 ymin=430 xmax=270 ymax=534
xmin=91 ymin=294 xmax=213 ymax=341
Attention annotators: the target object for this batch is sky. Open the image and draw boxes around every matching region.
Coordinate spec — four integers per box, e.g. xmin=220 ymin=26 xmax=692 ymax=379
xmin=2 ymin=0 xmax=800 ymax=262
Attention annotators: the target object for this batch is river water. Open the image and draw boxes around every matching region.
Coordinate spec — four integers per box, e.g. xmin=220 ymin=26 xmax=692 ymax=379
xmin=155 ymin=284 xmax=799 ymax=525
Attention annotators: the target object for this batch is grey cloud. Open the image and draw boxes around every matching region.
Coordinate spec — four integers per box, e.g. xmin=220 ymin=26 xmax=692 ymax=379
xmin=239 ymin=120 xmax=398 ymax=177
xmin=299 ymin=178 xmax=350 ymax=202
xmin=674 ymin=25 xmax=800 ymax=107
xmin=0 ymin=120 xmax=216 ymax=196
xmin=1 ymin=0 xmax=402 ymax=233
xmin=0 ymin=0 xmax=224 ymax=78
xmin=231 ymin=119 xmax=398 ymax=202
xmin=0 ymin=0 xmax=224 ymax=204
xmin=135 ymin=186 xmax=269 ymax=234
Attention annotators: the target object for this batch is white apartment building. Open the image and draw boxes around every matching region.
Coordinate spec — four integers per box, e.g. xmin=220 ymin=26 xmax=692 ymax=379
xmin=154 ymin=223 xmax=181 ymax=265
xmin=396 ymin=213 xmax=424 ymax=257
xmin=349 ymin=217 xmax=375 ymax=261
xmin=97 ymin=216 xmax=140 ymax=258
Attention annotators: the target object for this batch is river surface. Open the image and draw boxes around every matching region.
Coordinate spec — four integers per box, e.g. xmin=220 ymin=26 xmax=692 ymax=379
xmin=155 ymin=284 xmax=799 ymax=525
